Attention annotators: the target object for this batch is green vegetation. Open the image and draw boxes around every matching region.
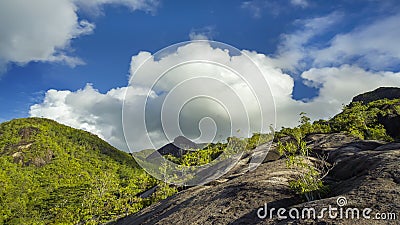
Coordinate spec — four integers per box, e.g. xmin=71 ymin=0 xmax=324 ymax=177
xmin=178 ymin=142 xmax=226 ymax=166
xmin=275 ymin=98 xmax=399 ymax=200
xmin=0 ymin=118 xmax=176 ymax=225
xmin=276 ymin=113 xmax=328 ymax=201
xmin=159 ymin=98 xmax=398 ymax=201
xmin=134 ymin=134 xmax=273 ymax=186
xmin=1 ymin=98 xmax=398 ymax=223
xmin=328 ymin=99 xmax=399 ymax=141
xmin=163 ymin=133 xmax=272 ymax=166
xmin=277 ymin=98 xmax=399 ymax=142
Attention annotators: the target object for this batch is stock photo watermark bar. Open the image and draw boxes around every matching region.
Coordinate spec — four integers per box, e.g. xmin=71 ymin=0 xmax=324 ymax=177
xmin=257 ymin=196 xmax=398 ymax=221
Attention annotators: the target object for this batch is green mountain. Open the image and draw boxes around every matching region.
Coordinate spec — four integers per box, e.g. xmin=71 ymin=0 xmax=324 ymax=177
xmin=1 ymin=87 xmax=399 ymax=225
xmin=0 ymin=118 xmax=176 ymax=225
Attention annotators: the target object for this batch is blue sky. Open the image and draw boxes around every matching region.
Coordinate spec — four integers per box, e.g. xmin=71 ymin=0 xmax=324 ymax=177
xmin=1 ymin=0 xmax=400 ymax=150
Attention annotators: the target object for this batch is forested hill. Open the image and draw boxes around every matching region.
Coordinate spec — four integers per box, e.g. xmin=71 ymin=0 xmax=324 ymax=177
xmin=0 ymin=117 xmax=134 ymax=167
xmin=0 ymin=117 xmax=176 ymax=224
xmin=1 ymin=87 xmax=400 ymax=224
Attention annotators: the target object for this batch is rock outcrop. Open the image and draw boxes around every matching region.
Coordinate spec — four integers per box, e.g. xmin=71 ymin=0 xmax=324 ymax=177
xmin=116 ymin=133 xmax=399 ymax=225
xmin=377 ymin=104 xmax=400 ymax=140
xmin=352 ymin=87 xmax=400 ymax=104
xmin=351 ymin=87 xmax=400 ymax=140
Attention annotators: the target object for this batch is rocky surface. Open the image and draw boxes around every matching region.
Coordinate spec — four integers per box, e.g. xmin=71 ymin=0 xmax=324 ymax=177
xmin=377 ymin=104 xmax=400 ymax=140
xmin=115 ymin=133 xmax=399 ymax=225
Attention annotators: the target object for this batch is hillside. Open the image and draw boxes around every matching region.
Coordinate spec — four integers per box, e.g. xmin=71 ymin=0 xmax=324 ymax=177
xmin=352 ymin=87 xmax=400 ymax=104
xmin=116 ymin=87 xmax=400 ymax=224
xmin=1 ymin=88 xmax=399 ymax=224
xmin=0 ymin=118 xmax=177 ymax=224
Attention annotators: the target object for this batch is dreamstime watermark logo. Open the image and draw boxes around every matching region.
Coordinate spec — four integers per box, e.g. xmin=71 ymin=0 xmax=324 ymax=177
xmin=257 ymin=196 xmax=398 ymax=221
xmin=122 ymin=40 xmax=276 ymax=186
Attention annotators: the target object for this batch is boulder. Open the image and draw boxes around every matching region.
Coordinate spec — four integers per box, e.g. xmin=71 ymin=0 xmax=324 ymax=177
xmin=115 ymin=134 xmax=400 ymax=224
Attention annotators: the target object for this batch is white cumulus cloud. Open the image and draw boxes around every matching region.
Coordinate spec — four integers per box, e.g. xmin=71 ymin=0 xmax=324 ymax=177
xmin=312 ymin=14 xmax=400 ymax=70
xmin=30 ymin=13 xmax=400 ymax=152
xmin=189 ymin=26 xmax=216 ymax=40
xmin=30 ymin=84 xmax=127 ymax=151
xmin=273 ymin=12 xmax=400 ymax=72
xmin=0 ymin=0 xmax=158 ymax=73
xmin=273 ymin=12 xmax=343 ymax=71
xmin=30 ymin=45 xmax=400 ymax=151
xmin=73 ymin=0 xmax=159 ymax=15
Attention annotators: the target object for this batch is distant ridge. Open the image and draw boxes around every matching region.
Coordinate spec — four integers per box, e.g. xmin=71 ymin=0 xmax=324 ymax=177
xmin=173 ymin=136 xmax=198 ymax=149
xmin=147 ymin=136 xmax=206 ymax=160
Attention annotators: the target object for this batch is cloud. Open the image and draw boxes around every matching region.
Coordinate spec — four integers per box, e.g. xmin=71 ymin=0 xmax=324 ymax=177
xmin=273 ymin=12 xmax=343 ymax=71
xmin=312 ymin=14 xmax=400 ymax=70
xmin=30 ymin=13 xmax=400 ymax=152
xmin=241 ymin=0 xmax=309 ymax=18
xmin=124 ymin=42 xmax=277 ymax=150
xmin=241 ymin=0 xmax=264 ymax=18
xmin=30 ymin=84 xmax=128 ymax=151
xmin=30 ymin=43 xmax=400 ymax=152
xmin=274 ymin=12 xmax=400 ymax=72
xmin=298 ymin=65 xmax=400 ymax=121
xmin=189 ymin=26 xmax=216 ymax=40
xmin=245 ymin=52 xmax=400 ymax=127
xmin=301 ymin=65 xmax=400 ymax=105
xmin=31 ymin=43 xmax=278 ymax=151
xmin=0 ymin=0 xmax=158 ymax=73
xmin=0 ymin=0 xmax=92 ymax=69
xmin=73 ymin=0 xmax=159 ymax=16
xmin=290 ymin=0 xmax=309 ymax=8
